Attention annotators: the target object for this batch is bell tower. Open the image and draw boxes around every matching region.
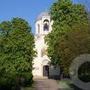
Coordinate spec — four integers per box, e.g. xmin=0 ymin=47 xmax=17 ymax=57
xmin=35 ymin=12 xmax=53 ymax=36
xmin=33 ymin=12 xmax=53 ymax=77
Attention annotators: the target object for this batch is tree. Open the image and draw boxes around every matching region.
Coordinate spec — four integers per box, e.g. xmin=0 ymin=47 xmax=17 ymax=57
xmin=56 ymin=26 xmax=90 ymax=75
xmin=45 ymin=0 xmax=89 ymax=75
xmin=0 ymin=18 xmax=35 ymax=89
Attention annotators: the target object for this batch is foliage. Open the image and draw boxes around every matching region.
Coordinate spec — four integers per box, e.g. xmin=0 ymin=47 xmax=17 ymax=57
xmin=45 ymin=0 xmax=89 ymax=75
xmin=0 ymin=18 xmax=35 ymax=89
xmin=56 ymin=26 xmax=90 ymax=74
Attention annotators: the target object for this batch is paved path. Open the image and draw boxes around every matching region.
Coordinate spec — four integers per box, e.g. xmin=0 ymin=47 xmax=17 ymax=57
xmin=34 ymin=78 xmax=60 ymax=90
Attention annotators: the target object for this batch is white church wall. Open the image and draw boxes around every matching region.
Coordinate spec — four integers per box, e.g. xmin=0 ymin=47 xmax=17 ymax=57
xmin=35 ymin=20 xmax=42 ymax=35
xmin=32 ymin=12 xmax=56 ymax=78
xmin=32 ymin=56 xmax=43 ymax=75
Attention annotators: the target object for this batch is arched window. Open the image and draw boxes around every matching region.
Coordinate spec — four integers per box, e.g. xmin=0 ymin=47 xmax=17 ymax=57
xmin=43 ymin=23 xmax=49 ymax=31
xmin=38 ymin=24 xmax=40 ymax=33
xmin=43 ymin=19 xmax=49 ymax=23
xmin=41 ymin=48 xmax=47 ymax=57
xmin=43 ymin=19 xmax=49 ymax=31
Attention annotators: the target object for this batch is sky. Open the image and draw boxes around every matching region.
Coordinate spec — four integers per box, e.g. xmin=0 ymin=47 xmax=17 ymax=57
xmin=0 ymin=0 xmax=55 ymax=33
xmin=0 ymin=0 xmax=90 ymax=33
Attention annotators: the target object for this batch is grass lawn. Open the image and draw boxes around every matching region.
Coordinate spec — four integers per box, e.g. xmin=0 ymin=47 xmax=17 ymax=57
xmin=23 ymin=82 xmax=36 ymax=90
xmin=57 ymin=79 xmax=82 ymax=90
xmin=57 ymin=79 xmax=72 ymax=90
xmin=24 ymin=87 xmax=35 ymax=90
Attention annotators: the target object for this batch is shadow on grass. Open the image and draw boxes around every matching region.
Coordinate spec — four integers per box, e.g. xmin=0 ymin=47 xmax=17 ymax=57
xmin=23 ymin=81 xmax=36 ymax=90
xmin=69 ymin=84 xmax=82 ymax=90
xmin=58 ymin=79 xmax=83 ymax=90
xmin=24 ymin=87 xmax=35 ymax=90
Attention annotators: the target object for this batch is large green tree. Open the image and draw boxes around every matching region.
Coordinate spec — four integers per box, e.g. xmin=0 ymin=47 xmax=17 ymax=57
xmin=56 ymin=26 xmax=90 ymax=75
xmin=0 ymin=18 xmax=35 ymax=89
xmin=46 ymin=0 xmax=89 ymax=75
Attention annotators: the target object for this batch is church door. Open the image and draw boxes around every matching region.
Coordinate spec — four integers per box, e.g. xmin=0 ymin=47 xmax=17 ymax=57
xmin=43 ymin=65 xmax=49 ymax=77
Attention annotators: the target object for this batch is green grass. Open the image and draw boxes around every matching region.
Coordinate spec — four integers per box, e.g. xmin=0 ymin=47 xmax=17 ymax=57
xmin=58 ymin=79 xmax=73 ymax=90
xmin=23 ymin=82 xmax=36 ymax=90
xmin=24 ymin=87 xmax=35 ymax=90
xmin=57 ymin=79 xmax=82 ymax=90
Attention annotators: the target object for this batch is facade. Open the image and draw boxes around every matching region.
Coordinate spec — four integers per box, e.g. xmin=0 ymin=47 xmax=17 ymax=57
xmin=32 ymin=12 xmax=60 ymax=78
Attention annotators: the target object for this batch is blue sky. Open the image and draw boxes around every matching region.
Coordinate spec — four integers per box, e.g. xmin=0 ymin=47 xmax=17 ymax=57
xmin=0 ymin=0 xmax=55 ymax=33
xmin=0 ymin=0 xmax=89 ymax=33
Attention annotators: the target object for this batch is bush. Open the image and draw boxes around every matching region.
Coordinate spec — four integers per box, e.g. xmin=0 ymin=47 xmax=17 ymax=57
xmin=0 ymin=18 xmax=35 ymax=89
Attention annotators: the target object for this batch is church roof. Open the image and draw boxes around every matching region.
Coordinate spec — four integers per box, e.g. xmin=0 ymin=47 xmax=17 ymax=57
xmin=36 ymin=12 xmax=50 ymax=21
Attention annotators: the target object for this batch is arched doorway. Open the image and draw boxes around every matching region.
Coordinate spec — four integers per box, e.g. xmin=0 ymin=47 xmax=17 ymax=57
xmin=42 ymin=59 xmax=50 ymax=77
xmin=43 ymin=65 xmax=49 ymax=77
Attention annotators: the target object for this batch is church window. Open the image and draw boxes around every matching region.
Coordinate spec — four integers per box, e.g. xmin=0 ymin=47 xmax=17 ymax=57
xmin=43 ymin=19 xmax=49 ymax=31
xmin=41 ymin=48 xmax=47 ymax=57
xmin=43 ymin=23 xmax=49 ymax=31
xmin=38 ymin=24 xmax=40 ymax=33
xmin=44 ymin=19 xmax=49 ymax=22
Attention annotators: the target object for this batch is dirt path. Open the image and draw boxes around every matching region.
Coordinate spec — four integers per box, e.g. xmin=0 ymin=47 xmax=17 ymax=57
xmin=34 ymin=79 xmax=60 ymax=90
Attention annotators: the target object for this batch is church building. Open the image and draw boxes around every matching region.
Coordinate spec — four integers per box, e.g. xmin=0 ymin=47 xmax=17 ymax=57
xmin=32 ymin=12 xmax=60 ymax=78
